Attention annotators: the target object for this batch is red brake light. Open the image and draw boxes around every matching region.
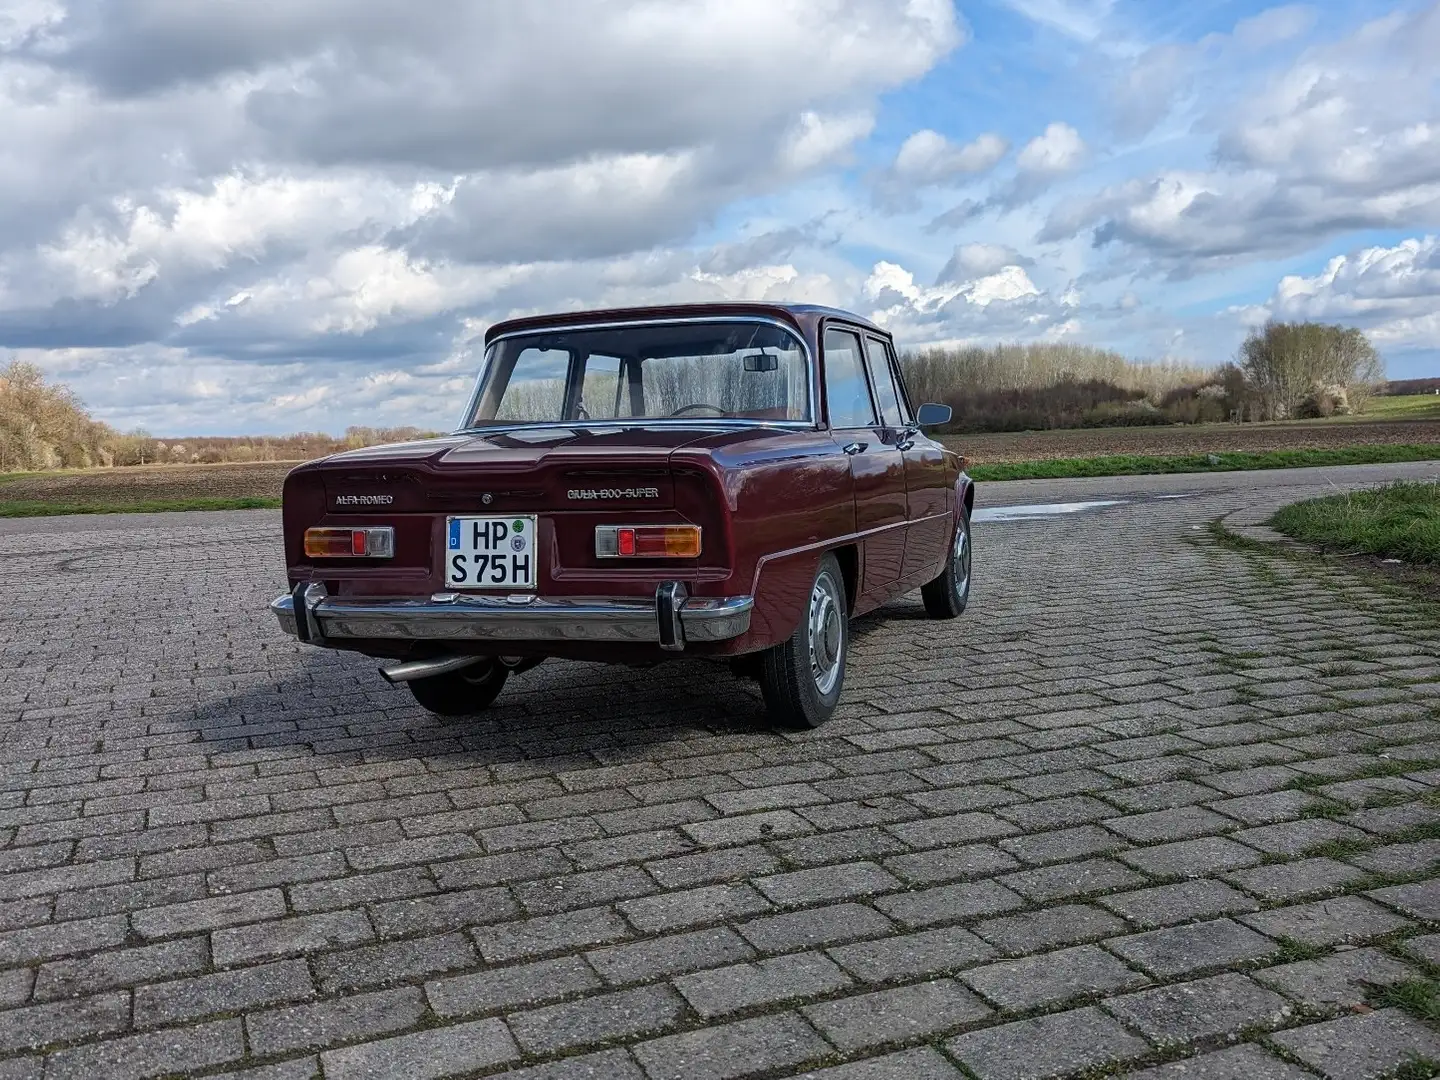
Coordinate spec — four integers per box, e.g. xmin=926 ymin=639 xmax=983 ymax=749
xmin=305 ymin=527 xmax=394 ymax=559
xmin=595 ymin=525 xmax=701 ymax=559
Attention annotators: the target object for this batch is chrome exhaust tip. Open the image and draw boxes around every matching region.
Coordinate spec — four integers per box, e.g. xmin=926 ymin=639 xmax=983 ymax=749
xmin=379 ymin=655 xmax=485 ymax=684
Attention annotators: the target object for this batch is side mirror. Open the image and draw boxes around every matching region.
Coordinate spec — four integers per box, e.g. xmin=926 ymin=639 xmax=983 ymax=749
xmin=743 ymin=353 xmax=778 ymax=373
xmin=915 ymin=402 xmax=951 ymax=427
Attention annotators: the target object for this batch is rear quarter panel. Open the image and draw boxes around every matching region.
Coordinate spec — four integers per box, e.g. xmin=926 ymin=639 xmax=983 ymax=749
xmin=674 ymin=430 xmax=853 ymax=651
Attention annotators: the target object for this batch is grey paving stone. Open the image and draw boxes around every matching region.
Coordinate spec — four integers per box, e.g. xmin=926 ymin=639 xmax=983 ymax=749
xmin=484 ymin=1049 xmax=643 ymax=1079
xmin=631 ymin=1012 xmax=831 ymax=1080
xmin=673 ymin=951 xmax=852 ymax=1018
xmin=312 ymin=931 xmax=477 ymax=994
xmin=753 ymin=862 xmax=901 ymax=907
xmin=0 ymin=915 xmax=129 ymax=965
xmin=828 ymin=926 xmax=995 ymax=984
xmin=213 ymin=909 xmax=375 ymax=965
xmin=319 ymin=1018 xmax=520 ymax=1080
xmin=1368 ymin=878 xmax=1440 ymax=920
xmin=587 ymin=926 xmax=755 ymax=985
xmin=1104 ymin=806 xmax=1236 ymax=843
xmin=427 ymin=956 xmax=601 ymax=1018
xmin=130 ymin=888 xmax=286 ymax=938
xmin=999 ymin=857 xmax=1147 ymax=902
xmin=246 ymin=986 xmax=426 ymax=1056
xmin=32 ymin=936 xmax=209 ymax=1001
xmin=882 ymin=844 xmax=1020 ymax=884
xmin=1233 ymin=819 xmax=1370 ymax=857
xmin=1254 ymin=947 xmax=1416 ymax=1008
xmin=872 ymin=879 xmax=1025 ymax=929
xmin=508 ymin=983 xmax=686 ymax=1054
xmin=369 ymin=885 xmax=518 ymax=938
xmin=42 ymin=1019 xmax=247 ymax=1080
xmin=618 ymin=884 xmax=771 ymax=933
xmin=1098 ymin=879 xmax=1259 ymax=929
xmin=736 ymin=903 xmax=894 ymax=954
xmin=474 ymin=906 xmax=631 ymax=963
xmin=1123 ymin=1043 xmax=1315 ymax=1079
xmin=1104 ymin=972 xmax=1292 ymax=1044
xmin=136 ymin=959 xmax=316 ymax=1026
xmin=785 ymin=1047 xmax=965 ymax=1079
xmin=1119 ymin=837 xmax=1264 ymax=878
xmin=1239 ymin=896 xmax=1413 ymax=946
xmin=1348 ymin=839 xmax=1440 ymax=876
xmin=1224 ymin=858 xmax=1369 ymax=902
xmin=961 ymin=943 xmax=1148 ymax=1011
xmin=1269 ymin=1008 xmax=1440 ymax=1079
xmin=802 ymin=978 xmax=991 ymax=1051
xmin=996 ymin=825 xmax=1126 ymax=866
xmin=946 ymin=1005 xmax=1151 ymax=1080
xmin=1403 ymin=932 xmax=1440 ymax=966
xmin=974 ymin=903 xmax=1128 ymax=956
xmin=0 ymin=992 xmax=130 ymax=1054
xmin=1107 ymin=918 xmax=1278 ymax=977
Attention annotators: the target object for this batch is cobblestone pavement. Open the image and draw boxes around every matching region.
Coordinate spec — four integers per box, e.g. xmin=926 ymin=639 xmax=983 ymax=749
xmin=3 ymin=461 xmax=1440 ymax=1080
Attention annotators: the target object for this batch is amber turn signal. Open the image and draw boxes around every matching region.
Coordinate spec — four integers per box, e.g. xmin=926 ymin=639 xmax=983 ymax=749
xmin=304 ymin=527 xmax=395 ymax=558
xmin=595 ymin=524 xmax=702 ymax=558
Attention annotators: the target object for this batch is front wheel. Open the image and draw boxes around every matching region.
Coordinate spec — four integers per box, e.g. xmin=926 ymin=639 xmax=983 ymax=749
xmin=407 ymin=661 xmax=509 ymax=716
xmin=758 ymin=554 xmax=848 ymax=729
xmin=921 ymin=509 xmax=971 ymax=619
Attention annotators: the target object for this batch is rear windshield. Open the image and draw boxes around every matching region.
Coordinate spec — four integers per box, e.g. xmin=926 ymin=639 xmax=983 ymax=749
xmin=463 ymin=320 xmax=810 ymax=427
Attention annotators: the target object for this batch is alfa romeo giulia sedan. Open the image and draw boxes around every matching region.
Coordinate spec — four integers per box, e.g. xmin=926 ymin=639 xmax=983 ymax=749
xmin=271 ymin=302 xmax=973 ymax=728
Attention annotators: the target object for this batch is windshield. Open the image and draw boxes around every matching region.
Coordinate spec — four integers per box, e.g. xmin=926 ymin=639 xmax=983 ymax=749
xmin=463 ymin=320 xmax=811 ymax=427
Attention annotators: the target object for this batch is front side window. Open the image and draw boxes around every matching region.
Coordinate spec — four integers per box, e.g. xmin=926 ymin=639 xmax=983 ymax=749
xmin=823 ymin=327 xmax=877 ymax=429
xmin=465 ymin=321 xmax=809 ymax=426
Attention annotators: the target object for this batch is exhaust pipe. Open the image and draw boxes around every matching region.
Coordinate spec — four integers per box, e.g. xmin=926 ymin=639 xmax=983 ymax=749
xmin=379 ymin=655 xmax=485 ymax=684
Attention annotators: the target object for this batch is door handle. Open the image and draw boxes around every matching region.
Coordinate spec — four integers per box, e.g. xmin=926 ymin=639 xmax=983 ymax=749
xmin=896 ymin=439 xmax=914 ymax=451
xmin=842 ymin=441 xmax=868 ymax=455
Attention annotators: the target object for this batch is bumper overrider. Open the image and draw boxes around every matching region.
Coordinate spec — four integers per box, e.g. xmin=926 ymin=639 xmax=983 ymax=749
xmin=270 ymin=581 xmax=753 ymax=653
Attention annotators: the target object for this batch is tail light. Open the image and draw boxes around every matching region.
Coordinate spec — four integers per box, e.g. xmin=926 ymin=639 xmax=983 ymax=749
xmin=595 ymin=524 xmax=701 ymax=559
xmin=305 ymin=527 xmax=395 ymax=559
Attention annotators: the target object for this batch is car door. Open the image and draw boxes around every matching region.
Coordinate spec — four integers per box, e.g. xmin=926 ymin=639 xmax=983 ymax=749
xmin=822 ymin=325 xmax=906 ymax=604
xmin=862 ymin=335 xmax=953 ymax=585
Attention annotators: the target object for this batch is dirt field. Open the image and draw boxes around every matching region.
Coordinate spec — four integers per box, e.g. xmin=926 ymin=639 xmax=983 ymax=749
xmin=0 ymin=460 xmax=298 ymax=502
xmin=3 ymin=417 xmax=1440 ymax=506
xmin=946 ymin=417 xmax=1440 ymax=462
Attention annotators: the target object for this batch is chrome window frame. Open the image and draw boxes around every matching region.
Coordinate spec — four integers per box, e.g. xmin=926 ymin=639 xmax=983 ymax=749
xmin=455 ymin=316 xmax=819 ymax=433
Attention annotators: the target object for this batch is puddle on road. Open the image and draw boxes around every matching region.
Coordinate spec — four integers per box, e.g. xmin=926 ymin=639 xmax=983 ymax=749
xmin=974 ymin=499 xmax=1126 ymax=522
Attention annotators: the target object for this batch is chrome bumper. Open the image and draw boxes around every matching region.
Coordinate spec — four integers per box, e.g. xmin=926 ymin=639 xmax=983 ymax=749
xmin=270 ymin=582 xmax=753 ymax=651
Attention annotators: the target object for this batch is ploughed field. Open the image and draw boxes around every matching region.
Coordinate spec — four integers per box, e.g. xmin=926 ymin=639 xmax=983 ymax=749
xmin=3 ymin=416 xmax=1440 ymax=511
xmin=946 ymin=417 xmax=1440 ymax=463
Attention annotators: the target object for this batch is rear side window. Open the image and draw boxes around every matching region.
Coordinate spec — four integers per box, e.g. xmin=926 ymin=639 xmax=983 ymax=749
xmin=823 ymin=328 xmax=877 ymax=429
xmin=864 ymin=336 xmax=909 ymax=427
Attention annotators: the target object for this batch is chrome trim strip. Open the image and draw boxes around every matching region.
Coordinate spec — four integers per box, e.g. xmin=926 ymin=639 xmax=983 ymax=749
xmin=270 ymin=591 xmax=753 ymax=645
xmin=455 ymin=315 xmax=819 ymax=432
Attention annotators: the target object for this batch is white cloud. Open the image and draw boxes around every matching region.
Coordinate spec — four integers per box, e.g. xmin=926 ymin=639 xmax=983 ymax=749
xmin=893 ymin=130 xmax=1009 ymax=182
xmin=1016 ymin=122 xmax=1086 ymax=172
xmin=1001 ymin=0 xmax=1115 ymax=42
xmin=935 ymin=243 xmax=1030 ymax=282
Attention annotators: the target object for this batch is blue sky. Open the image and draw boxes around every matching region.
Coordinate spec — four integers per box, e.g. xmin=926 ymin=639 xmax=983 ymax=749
xmin=1 ymin=0 xmax=1437 ymax=434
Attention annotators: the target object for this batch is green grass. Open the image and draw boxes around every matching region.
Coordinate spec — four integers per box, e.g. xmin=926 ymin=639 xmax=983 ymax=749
xmin=1371 ymin=978 xmax=1440 ymax=1025
xmin=967 ymin=444 xmax=1440 ymax=482
xmin=1367 ymin=394 xmax=1440 ymax=421
xmin=0 ymin=497 xmax=281 ymax=517
xmin=1270 ymin=482 xmax=1440 ymax=565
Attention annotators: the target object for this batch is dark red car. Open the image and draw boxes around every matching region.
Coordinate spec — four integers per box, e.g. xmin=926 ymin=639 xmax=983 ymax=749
xmin=272 ymin=302 xmax=973 ymax=727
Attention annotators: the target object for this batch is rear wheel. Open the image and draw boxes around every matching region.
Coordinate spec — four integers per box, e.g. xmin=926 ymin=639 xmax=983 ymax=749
xmin=921 ymin=509 xmax=971 ymax=619
xmin=758 ymin=554 xmax=848 ymax=729
xmin=407 ymin=661 xmax=509 ymax=716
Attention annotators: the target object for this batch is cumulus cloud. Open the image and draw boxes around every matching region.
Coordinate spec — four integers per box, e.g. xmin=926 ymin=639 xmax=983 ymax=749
xmin=1258 ymin=235 xmax=1440 ymax=350
xmin=872 ymin=129 xmax=1008 ymax=212
xmin=1016 ymin=122 xmax=1086 ymax=173
xmin=935 ymin=243 xmax=1031 ymax=282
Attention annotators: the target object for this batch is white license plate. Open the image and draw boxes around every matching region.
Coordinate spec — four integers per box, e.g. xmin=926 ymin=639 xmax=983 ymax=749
xmin=445 ymin=516 xmax=538 ymax=589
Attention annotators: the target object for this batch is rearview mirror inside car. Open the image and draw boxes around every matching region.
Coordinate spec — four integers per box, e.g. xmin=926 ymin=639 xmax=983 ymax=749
xmin=743 ymin=353 xmax=779 ymax=372
xmin=915 ymin=402 xmax=951 ymax=426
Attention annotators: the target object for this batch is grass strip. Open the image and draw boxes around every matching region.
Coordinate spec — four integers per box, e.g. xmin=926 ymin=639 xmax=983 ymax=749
xmin=965 ymin=443 xmax=1440 ymax=482
xmin=0 ymin=497 xmax=282 ymax=517
xmin=1269 ymin=482 xmax=1440 ymax=565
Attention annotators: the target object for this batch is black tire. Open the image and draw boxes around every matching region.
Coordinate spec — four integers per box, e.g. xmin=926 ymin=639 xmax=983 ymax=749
xmin=921 ymin=509 xmax=971 ymax=619
xmin=758 ymin=554 xmax=848 ymax=729
xmin=407 ymin=661 xmax=509 ymax=716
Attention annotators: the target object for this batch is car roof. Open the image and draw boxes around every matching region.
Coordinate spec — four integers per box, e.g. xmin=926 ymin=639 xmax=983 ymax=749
xmin=483 ymin=301 xmax=886 ymax=346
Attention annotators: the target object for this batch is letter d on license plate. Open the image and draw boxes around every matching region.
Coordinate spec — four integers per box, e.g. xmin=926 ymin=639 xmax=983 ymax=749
xmin=445 ymin=516 xmax=538 ymax=589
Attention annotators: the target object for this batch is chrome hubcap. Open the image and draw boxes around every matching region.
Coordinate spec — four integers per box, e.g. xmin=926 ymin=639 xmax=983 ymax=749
xmin=808 ymin=571 xmax=844 ymax=696
xmin=953 ymin=524 xmax=970 ymax=599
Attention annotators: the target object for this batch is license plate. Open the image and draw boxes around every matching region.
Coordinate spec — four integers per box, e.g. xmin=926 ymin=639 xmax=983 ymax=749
xmin=445 ymin=516 xmax=538 ymax=589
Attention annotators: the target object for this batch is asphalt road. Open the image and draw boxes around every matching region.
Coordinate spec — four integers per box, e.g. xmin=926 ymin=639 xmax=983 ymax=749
xmin=1 ymin=461 xmax=1439 ymax=1079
